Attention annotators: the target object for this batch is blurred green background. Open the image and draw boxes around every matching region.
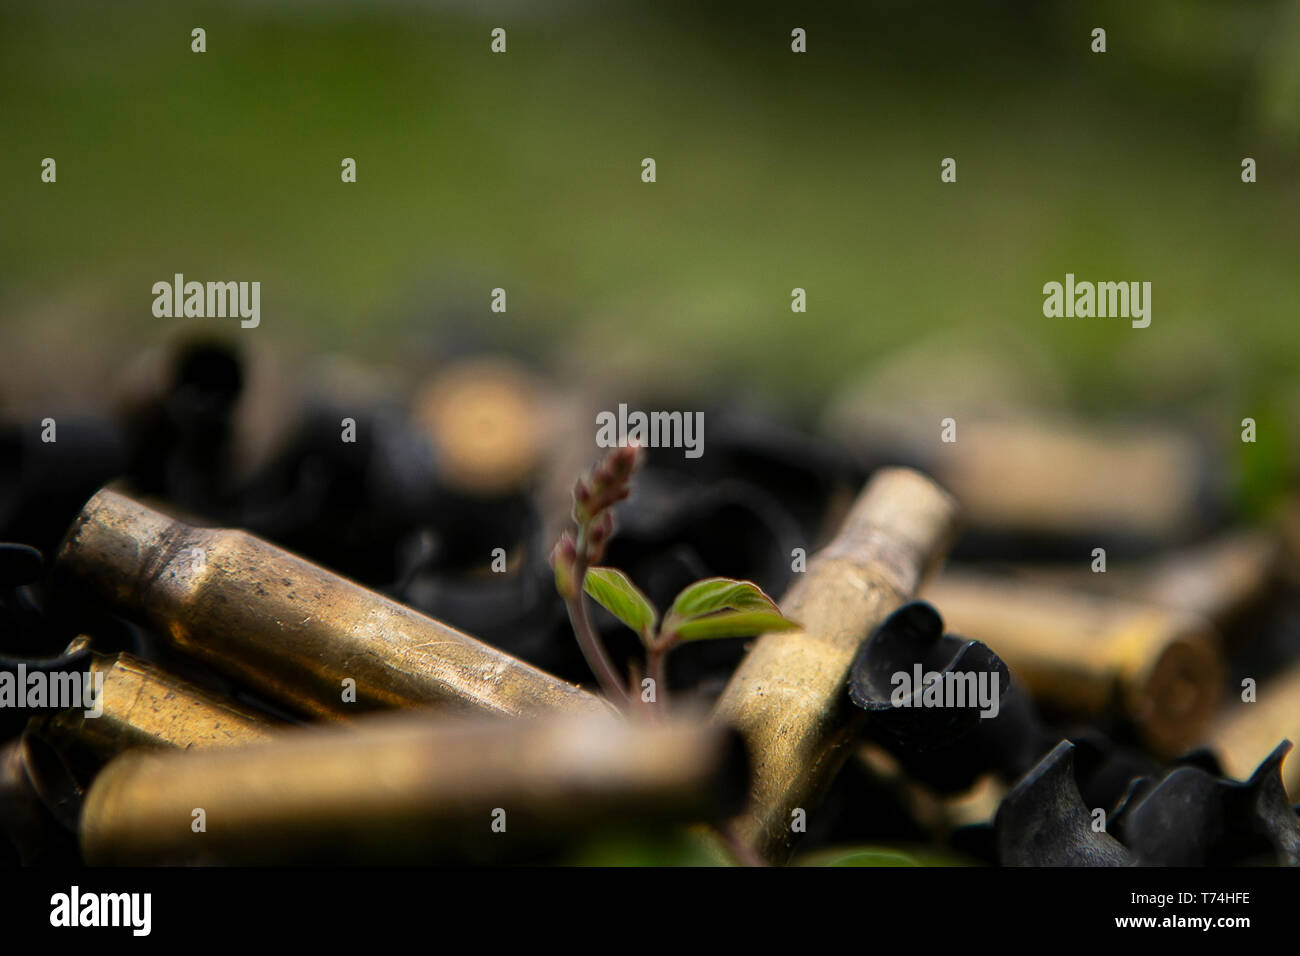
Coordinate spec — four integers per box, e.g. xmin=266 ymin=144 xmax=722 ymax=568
xmin=3 ymin=0 xmax=1298 ymax=418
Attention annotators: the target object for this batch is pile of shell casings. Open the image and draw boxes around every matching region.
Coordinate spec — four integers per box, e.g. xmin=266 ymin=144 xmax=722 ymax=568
xmin=2 ymin=339 xmax=1298 ymax=866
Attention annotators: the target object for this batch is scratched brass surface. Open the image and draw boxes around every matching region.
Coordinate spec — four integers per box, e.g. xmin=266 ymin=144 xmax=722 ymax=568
xmin=29 ymin=650 xmax=273 ymax=762
xmin=55 ymin=489 xmax=606 ymax=720
xmin=712 ymin=467 xmax=960 ymax=862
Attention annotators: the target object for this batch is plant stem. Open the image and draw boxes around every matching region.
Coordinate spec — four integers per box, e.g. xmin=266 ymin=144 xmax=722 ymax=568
xmin=566 ymin=530 xmax=631 ymax=708
xmin=645 ymin=633 xmax=675 ymax=716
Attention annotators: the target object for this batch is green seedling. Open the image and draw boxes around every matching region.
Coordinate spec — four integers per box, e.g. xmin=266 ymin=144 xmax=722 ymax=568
xmin=550 ymin=444 xmax=798 ymax=713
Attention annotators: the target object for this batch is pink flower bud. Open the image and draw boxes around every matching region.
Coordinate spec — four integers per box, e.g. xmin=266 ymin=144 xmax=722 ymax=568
xmin=550 ymin=534 xmax=579 ymax=598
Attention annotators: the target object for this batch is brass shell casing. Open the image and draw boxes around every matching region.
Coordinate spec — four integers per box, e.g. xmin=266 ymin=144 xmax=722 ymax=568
xmin=923 ymin=573 xmax=1222 ymax=755
xmin=80 ymin=713 xmax=746 ymax=865
xmin=712 ymin=467 xmax=961 ymax=862
xmin=29 ymin=650 xmax=273 ymax=763
xmin=55 ymin=489 xmax=605 ymax=720
xmin=929 ymin=420 xmax=1204 ymax=543
xmin=1210 ymin=665 xmax=1300 ymax=799
xmin=5 ymin=648 xmax=270 ymax=861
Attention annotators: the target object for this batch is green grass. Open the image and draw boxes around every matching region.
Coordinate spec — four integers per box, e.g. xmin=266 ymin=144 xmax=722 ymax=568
xmin=2 ymin=1 xmax=1297 ymax=418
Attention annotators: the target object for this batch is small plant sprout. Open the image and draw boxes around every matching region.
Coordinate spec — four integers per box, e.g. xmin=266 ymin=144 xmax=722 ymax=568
xmin=550 ymin=445 xmax=799 ymax=713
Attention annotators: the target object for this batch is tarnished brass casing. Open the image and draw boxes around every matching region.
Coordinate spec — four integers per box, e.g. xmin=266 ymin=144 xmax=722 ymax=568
xmin=924 ymin=572 xmax=1222 ymax=755
xmin=80 ymin=713 xmax=746 ymax=865
xmin=55 ymin=489 xmax=605 ymax=720
xmin=28 ymin=650 xmax=273 ymax=763
xmin=712 ymin=467 xmax=961 ymax=862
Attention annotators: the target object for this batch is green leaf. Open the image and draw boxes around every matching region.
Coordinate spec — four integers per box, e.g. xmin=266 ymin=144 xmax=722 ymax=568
xmin=668 ymin=578 xmax=781 ymax=621
xmin=673 ymin=609 xmax=798 ymax=643
xmin=584 ymin=567 xmax=657 ymax=638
